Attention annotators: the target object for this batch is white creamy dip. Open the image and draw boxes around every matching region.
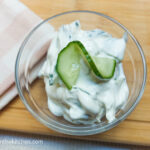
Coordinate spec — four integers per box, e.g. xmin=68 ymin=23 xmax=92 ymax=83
xmin=39 ymin=21 xmax=129 ymax=124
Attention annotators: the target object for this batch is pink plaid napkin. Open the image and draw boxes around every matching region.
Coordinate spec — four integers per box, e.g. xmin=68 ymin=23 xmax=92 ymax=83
xmin=0 ymin=0 xmax=54 ymax=109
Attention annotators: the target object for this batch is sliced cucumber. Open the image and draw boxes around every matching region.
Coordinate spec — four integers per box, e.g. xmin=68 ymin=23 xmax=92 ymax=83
xmin=56 ymin=42 xmax=80 ymax=90
xmin=93 ymin=57 xmax=116 ymax=79
xmin=56 ymin=41 xmax=116 ymax=90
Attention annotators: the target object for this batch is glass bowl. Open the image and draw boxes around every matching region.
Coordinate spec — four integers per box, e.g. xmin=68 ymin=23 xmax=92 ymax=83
xmin=15 ymin=10 xmax=147 ymax=135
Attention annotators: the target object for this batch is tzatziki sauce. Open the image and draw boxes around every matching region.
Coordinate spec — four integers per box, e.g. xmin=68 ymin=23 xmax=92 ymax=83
xmin=39 ymin=21 xmax=129 ymax=124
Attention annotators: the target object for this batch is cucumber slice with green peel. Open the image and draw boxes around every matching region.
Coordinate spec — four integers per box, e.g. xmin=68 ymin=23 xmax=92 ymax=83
xmin=92 ymin=57 xmax=116 ymax=79
xmin=56 ymin=41 xmax=116 ymax=90
xmin=56 ymin=42 xmax=80 ymax=90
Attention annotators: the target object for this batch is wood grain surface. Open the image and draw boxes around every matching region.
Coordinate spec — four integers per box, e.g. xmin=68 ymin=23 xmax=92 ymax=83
xmin=0 ymin=0 xmax=150 ymax=146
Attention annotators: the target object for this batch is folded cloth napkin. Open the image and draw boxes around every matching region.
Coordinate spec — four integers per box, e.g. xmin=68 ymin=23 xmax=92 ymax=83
xmin=0 ymin=0 xmax=54 ymax=109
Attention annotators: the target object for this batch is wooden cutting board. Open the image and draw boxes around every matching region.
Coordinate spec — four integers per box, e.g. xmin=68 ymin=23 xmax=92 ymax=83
xmin=0 ymin=0 xmax=150 ymax=146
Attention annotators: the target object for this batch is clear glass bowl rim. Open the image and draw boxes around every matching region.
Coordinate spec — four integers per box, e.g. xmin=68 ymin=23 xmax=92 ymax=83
xmin=15 ymin=10 xmax=147 ymax=135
